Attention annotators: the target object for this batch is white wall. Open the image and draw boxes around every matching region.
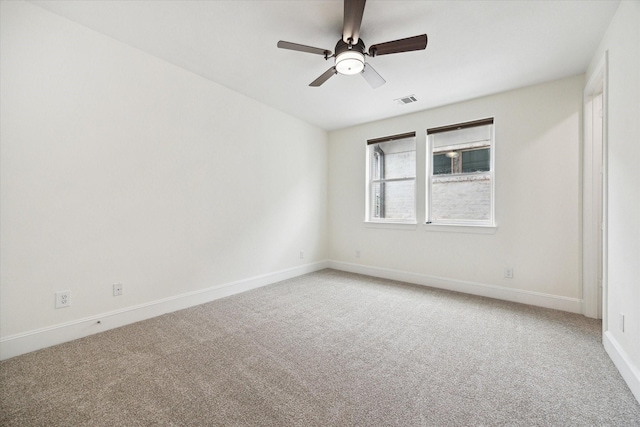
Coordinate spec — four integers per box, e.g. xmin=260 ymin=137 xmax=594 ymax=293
xmin=587 ymin=0 xmax=640 ymax=400
xmin=0 ymin=2 xmax=328 ymax=343
xmin=328 ymin=75 xmax=584 ymax=307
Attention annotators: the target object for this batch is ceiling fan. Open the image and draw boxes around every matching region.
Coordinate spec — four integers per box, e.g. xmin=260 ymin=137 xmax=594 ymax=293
xmin=277 ymin=0 xmax=427 ymax=88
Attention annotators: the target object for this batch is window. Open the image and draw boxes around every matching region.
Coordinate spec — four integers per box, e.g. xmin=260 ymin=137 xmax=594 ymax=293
xmin=366 ymin=132 xmax=416 ymax=222
xmin=427 ymin=118 xmax=494 ymax=225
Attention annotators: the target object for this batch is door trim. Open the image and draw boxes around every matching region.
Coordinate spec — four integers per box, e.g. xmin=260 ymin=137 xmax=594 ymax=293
xmin=582 ymin=51 xmax=608 ymax=326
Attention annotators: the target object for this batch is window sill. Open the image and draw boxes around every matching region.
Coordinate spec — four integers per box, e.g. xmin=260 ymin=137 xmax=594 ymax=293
xmin=365 ymin=221 xmax=418 ymax=230
xmin=423 ymin=223 xmax=497 ymax=234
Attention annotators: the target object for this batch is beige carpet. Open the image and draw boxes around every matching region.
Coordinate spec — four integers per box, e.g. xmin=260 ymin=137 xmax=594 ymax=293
xmin=1 ymin=269 xmax=639 ymax=426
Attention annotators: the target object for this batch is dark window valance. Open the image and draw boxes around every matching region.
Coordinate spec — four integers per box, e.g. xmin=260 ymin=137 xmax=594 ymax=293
xmin=367 ymin=131 xmax=416 ymax=145
xmin=427 ymin=118 xmax=494 ymax=135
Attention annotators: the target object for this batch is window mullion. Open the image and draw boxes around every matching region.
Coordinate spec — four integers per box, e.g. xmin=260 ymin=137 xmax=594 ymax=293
xmin=372 ymin=177 xmax=415 ymax=184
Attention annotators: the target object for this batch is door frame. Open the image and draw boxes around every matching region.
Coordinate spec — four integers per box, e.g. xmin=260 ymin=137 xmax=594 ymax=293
xmin=582 ymin=51 xmax=608 ymax=328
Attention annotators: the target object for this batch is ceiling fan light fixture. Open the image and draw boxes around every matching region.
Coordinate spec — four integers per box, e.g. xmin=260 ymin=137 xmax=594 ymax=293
xmin=335 ymin=51 xmax=365 ymax=75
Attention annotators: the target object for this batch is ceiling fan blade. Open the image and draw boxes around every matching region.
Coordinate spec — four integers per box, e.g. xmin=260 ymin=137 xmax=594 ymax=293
xmin=368 ymin=34 xmax=428 ymax=57
xmin=343 ymin=0 xmax=366 ymax=44
xmin=361 ymin=63 xmax=385 ymax=89
xmin=277 ymin=41 xmax=331 ymax=57
xmin=310 ymin=67 xmax=337 ymax=87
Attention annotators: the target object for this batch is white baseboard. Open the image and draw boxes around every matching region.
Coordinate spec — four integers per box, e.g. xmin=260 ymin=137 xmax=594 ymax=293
xmin=603 ymin=331 xmax=640 ymax=404
xmin=0 ymin=260 xmax=329 ymax=361
xmin=328 ymin=260 xmax=583 ymax=313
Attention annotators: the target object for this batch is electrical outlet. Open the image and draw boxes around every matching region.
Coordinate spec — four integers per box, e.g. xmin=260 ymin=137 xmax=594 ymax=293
xmin=356 ymin=250 xmax=361 ymax=258
xmin=55 ymin=291 xmax=71 ymax=308
xmin=504 ymin=268 xmax=514 ymax=279
xmin=299 ymin=250 xmax=304 ymax=259
xmin=113 ymin=283 xmax=123 ymax=296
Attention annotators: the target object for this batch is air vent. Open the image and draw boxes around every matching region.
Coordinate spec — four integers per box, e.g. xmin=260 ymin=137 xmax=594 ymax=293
xmin=395 ymin=95 xmax=418 ymax=105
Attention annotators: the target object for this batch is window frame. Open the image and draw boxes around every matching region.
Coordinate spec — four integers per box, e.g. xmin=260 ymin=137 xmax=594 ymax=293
xmin=426 ymin=119 xmax=496 ymax=227
xmin=365 ymin=132 xmax=417 ymax=224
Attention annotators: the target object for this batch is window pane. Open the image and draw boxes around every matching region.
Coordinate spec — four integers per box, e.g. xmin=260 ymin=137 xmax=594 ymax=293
xmin=430 ymin=175 xmax=491 ymax=221
xmin=371 ymin=180 xmax=383 ymax=218
xmin=370 ymin=180 xmax=415 ymax=220
xmin=433 ymin=154 xmax=452 ymax=175
xmin=372 ymin=139 xmax=416 ymax=180
xmin=371 ymin=149 xmax=383 ymax=180
xmin=432 ymin=125 xmax=491 ymax=148
xmin=462 ymin=148 xmax=490 ymax=173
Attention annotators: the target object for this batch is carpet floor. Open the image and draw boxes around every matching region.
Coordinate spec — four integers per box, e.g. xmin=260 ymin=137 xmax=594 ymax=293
xmin=1 ymin=269 xmax=639 ymax=426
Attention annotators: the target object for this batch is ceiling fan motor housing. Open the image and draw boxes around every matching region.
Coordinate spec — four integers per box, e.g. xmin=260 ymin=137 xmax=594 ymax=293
xmin=334 ymin=38 xmax=366 ymax=75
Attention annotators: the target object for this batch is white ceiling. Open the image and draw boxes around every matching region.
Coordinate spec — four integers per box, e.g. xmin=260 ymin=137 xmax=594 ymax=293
xmin=31 ymin=0 xmax=618 ymax=131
